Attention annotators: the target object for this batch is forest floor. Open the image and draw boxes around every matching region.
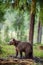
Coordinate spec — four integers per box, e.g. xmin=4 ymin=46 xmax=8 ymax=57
xmin=0 ymin=58 xmax=34 ymax=65
xmin=0 ymin=55 xmax=43 ymax=65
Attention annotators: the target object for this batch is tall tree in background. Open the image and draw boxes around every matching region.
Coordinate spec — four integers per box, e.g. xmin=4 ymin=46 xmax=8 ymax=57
xmin=4 ymin=25 xmax=9 ymax=42
xmin=37 ymin=21 xmax=42 ymax=43
xmin=37 ymin=0 xmax=43 ymax=43
xmin=29 ymin=0 xmax=36 ymax=44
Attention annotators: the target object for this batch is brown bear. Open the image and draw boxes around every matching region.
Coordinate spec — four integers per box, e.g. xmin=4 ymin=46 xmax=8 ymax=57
xmin=9 ymin=38 xmax=32 ymax=59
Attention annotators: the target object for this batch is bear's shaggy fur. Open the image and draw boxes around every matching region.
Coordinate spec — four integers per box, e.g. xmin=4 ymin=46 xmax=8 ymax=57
xmin=9 ymin=38 xmax=32 ymax=59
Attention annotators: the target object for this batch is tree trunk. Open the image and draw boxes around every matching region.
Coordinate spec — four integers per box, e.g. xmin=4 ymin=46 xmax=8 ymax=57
xmin=0 ymin=30 xmax=2 ymax=44
xmin=37 ymin=1 xmax=43 ymax=44
xmin=4 ymin=26 xmax=9 ymax=42
xmin=29 ymin=0 xmax=36 ymax=44
xmin=17 ymin=28 xmax=20 ymax=40
xmin=29 ymin=0 xmax=36 ymax=58
xmin=29 ymin=13 xmax=35 ymax=44
xmin=37 ymin=21 xmax=42 ymax=43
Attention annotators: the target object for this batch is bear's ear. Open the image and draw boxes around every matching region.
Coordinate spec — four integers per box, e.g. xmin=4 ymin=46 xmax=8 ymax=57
xmin=13 ymin=38 xmax=15 ymax=41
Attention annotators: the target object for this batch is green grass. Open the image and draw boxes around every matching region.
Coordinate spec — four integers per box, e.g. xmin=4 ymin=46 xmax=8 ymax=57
xmin=33 ymin=44 xmax=43 ymax=58
xmin=0 ymin=44 xmax=43 ymax=58
xmin=0 ymin=44 xmax=16 ymax=58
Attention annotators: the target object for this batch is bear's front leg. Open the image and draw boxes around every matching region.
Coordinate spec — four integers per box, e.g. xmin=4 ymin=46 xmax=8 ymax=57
xmin=20 ymin=51 xmax=22 ymax=59
xmin=15 ymin=50 xmax=18 ymax=58
xmin=15 ymin=47 xmax=18 ymax=58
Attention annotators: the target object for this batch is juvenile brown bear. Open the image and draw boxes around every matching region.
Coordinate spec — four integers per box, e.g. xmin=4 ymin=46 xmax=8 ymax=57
xmin=9 ymin=38 xmax=32 ymax=59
